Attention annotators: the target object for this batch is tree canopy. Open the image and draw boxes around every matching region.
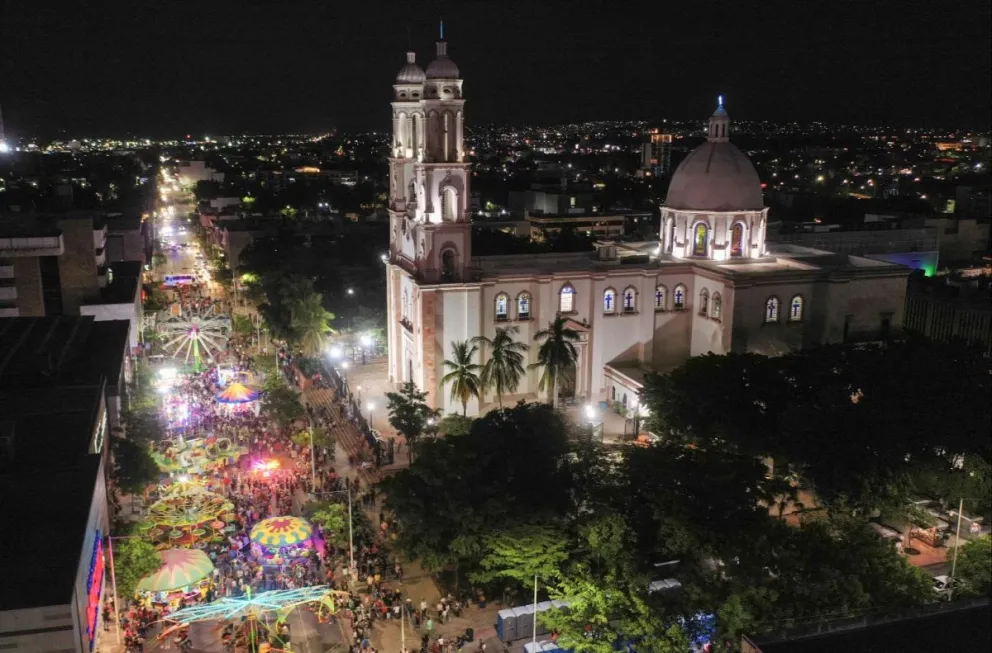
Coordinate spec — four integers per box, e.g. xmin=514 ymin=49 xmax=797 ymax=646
xmin=381 ymin=339 xmax=987 ymax=647
xmin=385 ymin=381 xmax=438 ymax=462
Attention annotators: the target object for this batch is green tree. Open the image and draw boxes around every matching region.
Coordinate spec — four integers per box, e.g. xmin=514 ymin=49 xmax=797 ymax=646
xmin=951 ymin=535 xmax=992 ymax=597
xmin=542 ymin=515 xmax=689 ymax=653
xmin=112 ymin=536 xmax=162 ymax=600
xmin=232 ymin=314 xmax=254 ymax=336
xmin=441 ymin=340 xmax=483 ymax=415
xmin=310 ymin=502 xmax=350 ymax=547
xmin=437 ymin=414 xmax=473 ymax=438
xmin=531 ymin=317 xmax=580 ymax=409
xmin=280 ymin=205 xmax=298 ymax=220
xmin=471 ymin=522 xmax=569 ymax=587
xmin=472 ymin=326 xmax=529 ymax=408
xmin=385 ymin=381 xmax=438 ymax=462
xmin=382 ymin=403 xmax=574 ymax=584
xmin=291 ymin=292 xmax=335 ymax=358
xmin=290 ymin=425 xmax=335 ymax=451
xmin=110 ymin=436 xmax=161 ymax=495
xmin=241 ymin=195 xmax=257 ymax=213
xmin=261 ymin=377 xmax=305 ymax=427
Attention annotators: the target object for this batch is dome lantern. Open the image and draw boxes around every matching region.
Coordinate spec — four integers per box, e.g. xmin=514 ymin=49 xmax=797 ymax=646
xmin=707 ymin=95 xmax=730 ymax=143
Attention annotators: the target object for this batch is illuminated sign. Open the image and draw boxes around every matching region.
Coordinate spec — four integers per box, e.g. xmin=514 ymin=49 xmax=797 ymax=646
xmin=85 ymin=531 xmax=105 ymax=651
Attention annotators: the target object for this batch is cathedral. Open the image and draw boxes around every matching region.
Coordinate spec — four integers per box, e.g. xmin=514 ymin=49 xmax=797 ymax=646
xmin=385 ymin=37 xmax=910 ymax=417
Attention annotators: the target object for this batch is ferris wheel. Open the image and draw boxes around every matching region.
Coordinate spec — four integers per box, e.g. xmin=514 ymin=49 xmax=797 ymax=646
xmin=159 ymin=305 xmax=230 ymax=368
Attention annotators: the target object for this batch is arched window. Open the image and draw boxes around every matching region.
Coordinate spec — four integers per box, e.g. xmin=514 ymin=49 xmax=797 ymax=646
xmin=731 ymin=223 xmax=745 ymax=257
xmin=603 ymin=288 xmax=617 ymax=314
xmin=441 ymin=187 xmax=457 ymax=221
xmin=699 ymin=288 xmax=709 ymax=315
xmin=559 ymin=283 xmax=576 ymax=313
xmin=623 ymin=287 xmax=637 ymax=313
xmin=517 ymin=292 xmax=531 ymax=320
xmin=611 ymin=386 xmax=616 ymax=401
xmin=711 ymin=292 xmax=722 ymax=320
xmin=495 ymin=293 xmax=509 ymax=321
xmin=765 ymin=296 xmax=780 ymax=323
xmin=673 ymin=284 xmax=686 ymax=311
xmin=654 ymin=285 xmax=667 ymax=311
xmin=692 ymin=223 xmax=709 ymax=257
xmin=441 ymin=249 xmax=457 ymax=281
xmin=790 ymin=295 xmax=804 ymax=322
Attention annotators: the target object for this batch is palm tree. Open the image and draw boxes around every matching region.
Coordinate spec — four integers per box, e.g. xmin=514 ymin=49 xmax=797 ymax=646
xmin=441 ymin=340 xmax=483 ymax=416
xmin=531 ymin=317 xmax=580 ymax=409
xmin=291 ymin=292 xmax=335 ymax=357
xmin=472 ymin=326 xmax=529 ymax=408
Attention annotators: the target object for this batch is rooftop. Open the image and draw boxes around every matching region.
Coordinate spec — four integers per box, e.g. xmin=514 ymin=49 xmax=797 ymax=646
xmin=0 ymin=384 xmax=104 ymax=472
xmin=0 ymin=315 xmax=129 ymax=392
xmin=757 ymin=603 xmax=991 ymax=653
xmin=0 ymin=455 xmax=103 ymax=610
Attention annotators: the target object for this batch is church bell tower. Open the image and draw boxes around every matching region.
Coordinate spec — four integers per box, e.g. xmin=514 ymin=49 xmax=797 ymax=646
xmin=388 ymin=30 xmax=471 ymax=283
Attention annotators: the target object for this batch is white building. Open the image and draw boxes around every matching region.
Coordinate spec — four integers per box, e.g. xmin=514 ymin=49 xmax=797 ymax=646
xmin=385 ymin=43 xmax=911 ymax=416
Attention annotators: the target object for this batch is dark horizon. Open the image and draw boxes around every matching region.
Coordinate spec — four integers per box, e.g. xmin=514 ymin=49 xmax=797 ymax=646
xmin=1 ymin=0 xmax=989 ymax=139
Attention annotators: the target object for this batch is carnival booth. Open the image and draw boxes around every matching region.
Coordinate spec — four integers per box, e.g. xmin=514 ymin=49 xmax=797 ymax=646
xmin=215 ymin=382 xmax=261 ymax=416
xmin=137 ymin=549 xmax=215 ymax=609
xmin=250 ymin=517 xmax=314 ymax=565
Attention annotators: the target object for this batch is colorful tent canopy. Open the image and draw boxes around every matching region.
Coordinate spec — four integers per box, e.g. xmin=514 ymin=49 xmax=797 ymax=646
xmin=250 ymin=516 xmax=312 ymax=549
xmin=215 ymin=382 xmax=260 ymax=404
xmin=137 ymin=549 xmax=214 ymax=593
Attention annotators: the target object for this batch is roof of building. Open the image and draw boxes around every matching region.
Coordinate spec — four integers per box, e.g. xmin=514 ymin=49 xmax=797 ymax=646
xmin=470 ymin=241 xmax=909 ymax=280
xmin=756 ymin=603 xmax=991 ymax=653
xmin=396 ymin=52 xmax=426 ymax=84
xmin=426 ymin=41 xmax=459 ymax=79
xmin=0 ymin=454 xmax=103 ymax=610
xmin=0 ymin=316 xmax=129 ymax=393
xmin=665 ymin=104 xmax=764 ymax=212
xmin=0 ymin=384 xmax=104 ymax=471
xmin=87 ymin=260 xmax=141 ymax=305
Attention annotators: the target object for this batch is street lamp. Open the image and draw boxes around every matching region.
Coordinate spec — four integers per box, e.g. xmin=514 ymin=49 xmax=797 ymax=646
xmin=347 ymin=288 xmax=354 ymax=296
xmin=356 ymin=385 xmax=363 ymax=402
xmin=367 ymin=401 xmax=375 ymax=429
xmin=328 ymin=345 xmax=342 ymax=360
xmin=360 ymin=334 xmax=373 ymax=349
xmin=585 ymin=404 xmax=596 ymax=423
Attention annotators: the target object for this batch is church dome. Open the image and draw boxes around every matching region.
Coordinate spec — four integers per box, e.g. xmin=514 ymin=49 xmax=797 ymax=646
xmin=426 ymin=41 xmax=459 ymax=79
xmin=665 ymin=101 xmax=764 ymax=212
xmin=396 ymin=52 xmax=426 ymax=84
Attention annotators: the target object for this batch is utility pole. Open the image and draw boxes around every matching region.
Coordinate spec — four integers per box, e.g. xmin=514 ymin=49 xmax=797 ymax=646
xmin=347 ymin=482 xmax=355 ymax=571
xmin=532 ymin=573 xmax=538 ymax=644
xmin=949 ymin=496 xmax=965 ymax=600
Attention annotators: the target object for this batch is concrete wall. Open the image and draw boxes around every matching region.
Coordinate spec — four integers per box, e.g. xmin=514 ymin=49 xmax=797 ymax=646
xmin=56 ymin=217 xmax=99 ymax=315
xmin=12 ymin=257 xmax=45 ymax=316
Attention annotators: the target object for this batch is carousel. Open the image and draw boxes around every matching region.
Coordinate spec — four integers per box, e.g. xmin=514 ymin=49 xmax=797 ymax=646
xmin=142 ymin=482 xmax=235 ymax=548
xmin=250 ymin=517 xmax=314 ymax=564
xmin=215 ymin=382 xmax=262 ymax=416
xmin=137 ymin=549 xmax=215 ymax=609
xmin=160 ymin=586 xmax=331 ymax=653
xmin=151 ymin=435 xmax=248 ymax=475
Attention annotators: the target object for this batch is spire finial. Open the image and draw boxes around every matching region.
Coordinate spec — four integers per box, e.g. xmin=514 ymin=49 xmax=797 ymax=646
xmin=407 ymin=26 xmax=412 ymax=50
xmin=440 ymin=18 xmax=444 ymax=41
xmin=717 ymin=94 xmax=724 ymax=109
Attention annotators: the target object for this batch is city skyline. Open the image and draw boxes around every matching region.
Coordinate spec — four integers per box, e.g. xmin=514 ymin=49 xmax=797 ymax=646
xmin=1 ymin=0 xmax=990 ymax=138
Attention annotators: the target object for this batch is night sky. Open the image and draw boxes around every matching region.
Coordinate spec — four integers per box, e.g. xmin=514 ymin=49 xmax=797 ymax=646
xmin=1 ymin=0 xmax=989 ymax=138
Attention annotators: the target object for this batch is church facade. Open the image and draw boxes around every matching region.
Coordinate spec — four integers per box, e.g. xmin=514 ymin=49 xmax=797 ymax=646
xmin=385 ymin=40 xmax=910 ymax=417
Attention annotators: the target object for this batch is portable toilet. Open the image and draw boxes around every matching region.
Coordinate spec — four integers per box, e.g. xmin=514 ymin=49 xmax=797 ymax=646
xmin=496 ymin=608 xmax=517 ymax=642
xmin=514 ymin=605 xmax=534 ymax=641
